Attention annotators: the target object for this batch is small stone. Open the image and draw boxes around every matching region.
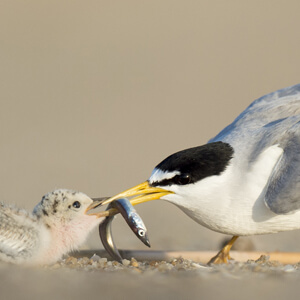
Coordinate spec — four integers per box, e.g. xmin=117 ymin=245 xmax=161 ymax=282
xmin=157 ymin=262 xmax=173 ymax=272
xmin=131 ymin=261 xmax=139 ymax=268
xmin=98 ymin=258 xmax=107 ymax=268
xmin=112 ymin=261 xmax=120 ymax=267
xmin=255 ymin=255 xmax=270 ymax=264
xmin=99 ymin=257 xmax=107 ymax=263
xmin=191 ymin=262 xmax=209 ymax=269
xmin=122 ymin=259 xmax=130 ymax=266
xmin=149 ymin=261 xmax=158 ymax=267
xmin=130 ymin=258 xmax=139 ymax=267
xmin=79 ymin=257 xmax=90 ymax=265
xmin=283 ymin=265 xmax=295 ymax=272
xmin=65 ymin=256 xmax=77 ymax=265
xmin=90 ymin=254 xmax=101 ymax=262
xmin=85 ymin=264 xmax=94 ymax=270
xmin=246 ymin=259 xmax=256 ymax=264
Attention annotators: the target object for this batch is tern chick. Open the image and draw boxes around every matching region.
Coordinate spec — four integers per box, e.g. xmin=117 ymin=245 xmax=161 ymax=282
xmin=0 ymin=189 xmax=103 ymax=265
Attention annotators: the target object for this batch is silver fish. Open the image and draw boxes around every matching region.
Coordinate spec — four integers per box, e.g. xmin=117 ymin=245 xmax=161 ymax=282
xmin=99 ymin=198 xmax=150 ymax=261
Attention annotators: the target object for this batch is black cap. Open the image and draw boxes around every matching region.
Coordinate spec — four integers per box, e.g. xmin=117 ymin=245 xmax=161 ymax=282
xmin=151 ymin=141 xmax=234 ymax=187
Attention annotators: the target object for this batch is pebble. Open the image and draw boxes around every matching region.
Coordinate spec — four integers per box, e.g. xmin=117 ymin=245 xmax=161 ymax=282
xmin=90 ymin=254 xmax=101 ymax=262
xmin=130 ymin=258 xmax=139 ymax=267
xmin=65 ymin=256 xmax=77 ymax=265
xmin=107 ymin=261 xmax=112 ymax=267
xmin=283 ymin=265 xmax=295 ymax=272
xmin=157 ymin=262 xmax=173 ymax=272
xmin=191 ymin=262 xmax=209 ymax=269
xmin=79 ymin=257 xmax=90 ymax=265
xmin=122 ymin=259 xmax=130 ymax=266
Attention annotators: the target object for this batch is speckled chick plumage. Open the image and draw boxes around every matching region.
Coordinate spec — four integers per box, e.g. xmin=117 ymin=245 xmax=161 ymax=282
xmin=0 ymin=189 xmax=101 ymax=265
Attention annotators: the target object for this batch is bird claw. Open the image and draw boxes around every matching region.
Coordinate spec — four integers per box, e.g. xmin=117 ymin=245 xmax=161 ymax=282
xmin=207 ymin=236 xmax=238 ymax=265
xmin=207 ymin=248 xmax=232 ymax=264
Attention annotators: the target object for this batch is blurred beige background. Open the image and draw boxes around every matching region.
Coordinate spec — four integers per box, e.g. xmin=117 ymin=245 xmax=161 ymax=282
xmin=1 ymin=0 xmax=300 ymax=254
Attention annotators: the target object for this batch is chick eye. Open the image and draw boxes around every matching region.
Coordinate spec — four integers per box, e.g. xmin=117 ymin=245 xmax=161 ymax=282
xmin=175 ymin=174 xmax=191 ymax=185
xmin=72 ymin=201 xmax=81 ymax=209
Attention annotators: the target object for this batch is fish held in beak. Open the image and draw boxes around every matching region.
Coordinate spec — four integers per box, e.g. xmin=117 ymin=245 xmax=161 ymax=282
xmin=112 ymin=198 xmax=150 ymax=247
xmin=99 ymin=209 xmax=122 ymax=261
xmin=98 ymin=198 xmax=150 ymax=261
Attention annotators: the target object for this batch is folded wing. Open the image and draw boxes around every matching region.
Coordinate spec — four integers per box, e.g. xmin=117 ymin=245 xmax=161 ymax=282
xmin=265 ymin=121 xmax=300 ymax=214
xmin=0 ymin=204 xmax=39 ymax=262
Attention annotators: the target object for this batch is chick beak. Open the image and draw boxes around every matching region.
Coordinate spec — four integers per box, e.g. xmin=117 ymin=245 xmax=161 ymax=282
xmin=85 ymin=197 xmax=111 ymax=214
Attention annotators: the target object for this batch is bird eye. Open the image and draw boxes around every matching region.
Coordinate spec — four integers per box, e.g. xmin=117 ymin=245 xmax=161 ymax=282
xmin=176 ymin=174 xmax=191 ymax=185
xmin=72 ymin=201 xmax=81 ymax=209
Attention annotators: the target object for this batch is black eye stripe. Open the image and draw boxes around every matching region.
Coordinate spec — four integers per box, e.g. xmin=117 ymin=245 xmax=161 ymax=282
xmin=151 ymin=174 xmax=191 ymax=187
xmin=151 ymin=178 xmax=175 ymax=187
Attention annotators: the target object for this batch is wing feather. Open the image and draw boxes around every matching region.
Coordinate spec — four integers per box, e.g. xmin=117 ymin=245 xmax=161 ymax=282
xmin=264 ymin=121 xmax=300 ymax=214
xmin=0 ymin=203 xmax=39 ymax=262
xmin=209 ymin=83 xmax=300 ymax=215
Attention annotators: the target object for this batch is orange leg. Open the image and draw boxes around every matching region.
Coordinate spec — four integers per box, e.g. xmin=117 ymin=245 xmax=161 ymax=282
xmin=208 ymin=236 xmax=239 ymax=264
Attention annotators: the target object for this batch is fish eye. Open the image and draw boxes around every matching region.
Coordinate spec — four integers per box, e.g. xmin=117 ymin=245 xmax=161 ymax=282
xmin=138 ymin=229 xmax=145 ymax=237
xmin=72 ymin=201 xmax=81 ymax=209
xmin=175 ymin=174 xmax=191 ymax=185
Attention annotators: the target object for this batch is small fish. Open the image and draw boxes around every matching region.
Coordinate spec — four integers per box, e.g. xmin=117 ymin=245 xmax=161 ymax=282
xmin=98 ymin=208 xmax=122 ymax=261
xmin=99 ymin=198 xmax=150 ymax=261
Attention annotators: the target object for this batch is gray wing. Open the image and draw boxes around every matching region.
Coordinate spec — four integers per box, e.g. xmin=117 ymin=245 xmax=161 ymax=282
xmin=210 ymin=84 xmax=300 ymax=143
xmin=208 ymin=83 xmax=300 ymax=214
xmin=0 ymin=204 xmax=39 ymax=262
xmin=264 ymin=121 xmax=300 ymax=214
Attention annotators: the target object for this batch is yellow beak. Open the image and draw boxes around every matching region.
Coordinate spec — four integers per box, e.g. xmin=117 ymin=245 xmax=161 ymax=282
xmin=86 ymin=181 xmax=173 ymax=217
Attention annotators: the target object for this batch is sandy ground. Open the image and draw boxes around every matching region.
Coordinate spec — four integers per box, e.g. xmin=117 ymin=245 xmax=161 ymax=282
xmin=2 ymin=254 xmax=300 ymax=300
xmin=1 ymin=1 xmax=300 ymax=299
